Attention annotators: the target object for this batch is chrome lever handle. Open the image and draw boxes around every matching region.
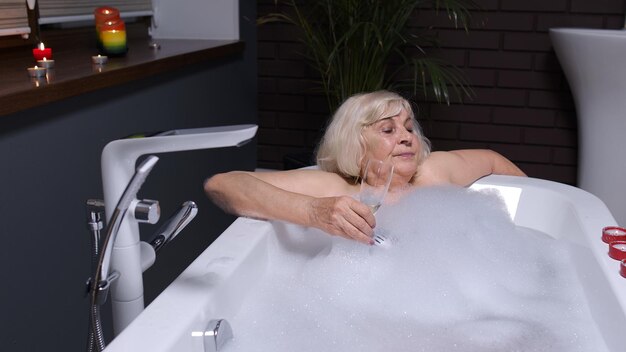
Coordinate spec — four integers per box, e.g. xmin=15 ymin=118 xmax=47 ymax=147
xmin=149 ymin=201 xmax=198 ymax=252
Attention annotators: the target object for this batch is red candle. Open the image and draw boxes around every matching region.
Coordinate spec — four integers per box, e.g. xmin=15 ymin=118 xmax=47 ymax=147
xmin=32 ymin=42 xmax=52 ymax=61
xmin=94 ymin=6 xmax=120 ymax=27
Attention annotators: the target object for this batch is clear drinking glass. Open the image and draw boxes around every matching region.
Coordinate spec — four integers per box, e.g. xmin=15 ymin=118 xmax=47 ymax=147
xmin=359 ymin=158 xmax=394 ymax=245
xmin=359 ymin=158 xmax=394 ymax=213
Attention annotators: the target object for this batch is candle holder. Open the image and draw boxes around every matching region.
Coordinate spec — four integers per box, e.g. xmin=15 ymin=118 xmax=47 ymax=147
xmin=609 ymin=240 xmax=626 ymax=261
xmin=602 ymin=226 xmax=626 ymax=244
xmin=94 ymin=6 xmax=121 ymax=52
xmin=99 ymin=19 xmax=127 ymax=56
xmin=27 ymin=66 xmax=46 ymax=78
xmin=94 ymin=6 xmax=120 ymax=26
xmin=92 ymin=55 xmax=108 ymax=65
xmin=30 ymin=76 xmax=47 ymax=87
xmin=37 ymin=58 xmax=55 ymax=69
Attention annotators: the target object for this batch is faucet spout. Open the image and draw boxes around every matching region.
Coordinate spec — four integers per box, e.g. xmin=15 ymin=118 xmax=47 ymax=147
xmin=149 ymin=201 xmax=198 ymax=252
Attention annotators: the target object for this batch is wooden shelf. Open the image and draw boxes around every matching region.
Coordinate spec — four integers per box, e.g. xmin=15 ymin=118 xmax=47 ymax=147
xmin=0 ymin=27 xmax=244 ymax=116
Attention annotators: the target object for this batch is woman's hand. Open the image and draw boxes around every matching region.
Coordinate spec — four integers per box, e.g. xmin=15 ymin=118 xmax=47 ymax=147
xmin=307 ymin=196 xmax=376 ymax=245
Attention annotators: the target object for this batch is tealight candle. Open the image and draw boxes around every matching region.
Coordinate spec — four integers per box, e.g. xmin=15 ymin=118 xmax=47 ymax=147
xmin=27 ymin=66 xmax=46 ymax=77
xmin=33 ymin=42 xmax=52 ymax=61
xmin=608 ymin=240 xmax=626 ymax=261
xmin=36 ymin=57 xmax=55 ymax=69
xmin=602 ymin=226 xmax=626 ymax=243
xmin=621 ymin=260 xmax=626 ymax=278
xmin=92 ymin=55 xmax=108 ymax=65
xmin=614 ymin=243 xmax=626 ymax=251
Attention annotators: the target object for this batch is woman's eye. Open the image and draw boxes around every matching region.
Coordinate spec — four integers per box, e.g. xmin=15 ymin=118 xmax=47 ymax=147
xmin=382 ymin=128 xmax=393 ymax=134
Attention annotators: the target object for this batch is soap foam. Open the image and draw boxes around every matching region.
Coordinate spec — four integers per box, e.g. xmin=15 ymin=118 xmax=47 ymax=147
xmin=222 ymin=186 xmax=608 ymax=352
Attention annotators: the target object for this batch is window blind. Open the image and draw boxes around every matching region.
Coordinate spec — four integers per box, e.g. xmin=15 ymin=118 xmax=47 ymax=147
xmin=0 ymin=0 xmax=30 ymax=37
xmin=38 ymin=0 xmax=153 ymax=24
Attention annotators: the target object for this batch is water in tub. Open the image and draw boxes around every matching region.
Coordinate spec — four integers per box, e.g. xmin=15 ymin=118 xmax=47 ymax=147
xmin=223 ymin=186 xmax=608 ymax=352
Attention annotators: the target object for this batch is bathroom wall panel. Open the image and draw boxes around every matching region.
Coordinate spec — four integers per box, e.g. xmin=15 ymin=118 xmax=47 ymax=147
xmin=0 ymin=1 xmax=257 ymax=350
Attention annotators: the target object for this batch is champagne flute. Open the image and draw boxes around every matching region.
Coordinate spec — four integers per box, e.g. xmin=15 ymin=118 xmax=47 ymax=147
xmin=359 ymin=158 xmax=394 ymax=244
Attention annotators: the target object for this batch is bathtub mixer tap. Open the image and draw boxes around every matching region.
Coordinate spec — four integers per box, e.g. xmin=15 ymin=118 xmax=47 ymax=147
xmin=88 ymin=124 xmax=257 ymax=344
xmin=86 ymin=156 xmax=158 ymax=352
xmin=85 ymin=156 xmax=201 ymax=351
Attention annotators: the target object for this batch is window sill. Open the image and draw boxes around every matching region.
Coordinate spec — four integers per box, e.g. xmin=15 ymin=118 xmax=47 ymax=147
xmin=0 ymin=27 xmax=244 ymax=117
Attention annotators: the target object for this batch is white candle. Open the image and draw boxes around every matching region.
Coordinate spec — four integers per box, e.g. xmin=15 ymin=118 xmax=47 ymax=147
xmin=92 ymin=55 xmax=108 ymax=65
xmin=613 ymin=243 xmax=626 ymax=252
xmin=27 ymin=66 xmax=46 ymax=77
xmin=36 ymin=58 xmax=55 ymax=69
xmin=605 ymin=228 xmax=626 ymax=236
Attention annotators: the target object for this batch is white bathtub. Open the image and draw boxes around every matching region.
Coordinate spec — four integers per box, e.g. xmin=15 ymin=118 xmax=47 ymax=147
xmin=105 ymin=175 xmax=626 ymax=351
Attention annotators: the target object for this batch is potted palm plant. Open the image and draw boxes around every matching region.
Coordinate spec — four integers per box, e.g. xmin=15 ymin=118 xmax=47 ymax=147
xmin=259 ymin=0 xmax=477 ymax=112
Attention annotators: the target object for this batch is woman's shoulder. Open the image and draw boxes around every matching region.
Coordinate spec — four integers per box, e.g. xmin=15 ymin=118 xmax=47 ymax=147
xmin=424 ymin=150 xmax=463 ymax=162
xmin=419 ymin=149 xmax=517 ymax=186
xmin=421 ymin=150 xmax=484 ymax=170
xmin=416 ymin=151 xmax=474 ymax=186
xmin=414 ymin=152 xmax=454 ymax=186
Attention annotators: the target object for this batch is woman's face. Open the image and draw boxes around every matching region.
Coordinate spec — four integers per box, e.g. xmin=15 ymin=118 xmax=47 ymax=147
xmin=361 ymin=108 xmax=421 ymax=183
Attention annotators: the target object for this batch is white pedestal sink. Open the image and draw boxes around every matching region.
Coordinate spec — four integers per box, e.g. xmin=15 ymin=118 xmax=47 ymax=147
xmin=550 ymin=28 xmax=626 ymax=226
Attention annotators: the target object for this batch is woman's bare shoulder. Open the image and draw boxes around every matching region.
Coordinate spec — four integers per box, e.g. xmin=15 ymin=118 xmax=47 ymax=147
xmin=414 ymin=152 xmax=456 ymax=186
xmin=418 ymin=149 xmax=522 ymax=186
xmin=250 ymin=168 xmax=355 ymax=197
xmin=423 ymin=150 xmax=464 ymax=163
xmin=416 ymin=151 xmax=480 ymax=185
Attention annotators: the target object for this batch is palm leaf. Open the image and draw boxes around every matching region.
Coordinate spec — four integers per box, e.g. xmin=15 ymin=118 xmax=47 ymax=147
xmin=259 ymin=0 xmax=477 ymax=110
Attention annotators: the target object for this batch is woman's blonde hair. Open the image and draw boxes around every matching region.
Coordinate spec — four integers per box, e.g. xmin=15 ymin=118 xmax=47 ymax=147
xmin=316 ymin=90 xmax=431 ymax=179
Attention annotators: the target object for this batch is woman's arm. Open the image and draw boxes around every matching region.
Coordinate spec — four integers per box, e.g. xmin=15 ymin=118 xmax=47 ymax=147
xmin=423 ymin=149 xmax=526 ymax=186
xmin=204 ymin=170 xmax=376 ymax=244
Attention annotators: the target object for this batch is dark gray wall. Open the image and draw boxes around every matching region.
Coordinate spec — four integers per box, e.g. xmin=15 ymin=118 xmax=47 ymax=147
xmin=257 ymin=0 xmax=625 ymax=185
xmin=0 ymin=1 xmax=257 ymax=350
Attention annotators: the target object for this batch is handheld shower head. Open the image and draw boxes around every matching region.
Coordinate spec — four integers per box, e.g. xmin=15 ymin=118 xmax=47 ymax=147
xmin=96 ymin=155 xmax=159 ymax=298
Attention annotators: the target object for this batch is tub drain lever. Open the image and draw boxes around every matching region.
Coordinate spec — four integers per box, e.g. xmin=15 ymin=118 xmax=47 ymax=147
xmin=201 ymin=319 xmax=234 ymax=352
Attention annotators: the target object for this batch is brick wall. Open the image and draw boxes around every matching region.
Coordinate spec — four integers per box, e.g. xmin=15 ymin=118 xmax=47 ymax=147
xmin=257 ymin=0 xmax=625 ymax=184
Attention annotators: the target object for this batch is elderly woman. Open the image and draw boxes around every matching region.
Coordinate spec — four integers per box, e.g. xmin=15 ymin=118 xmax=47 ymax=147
xmin=204 ymin=91 xmax=526 ymax=245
